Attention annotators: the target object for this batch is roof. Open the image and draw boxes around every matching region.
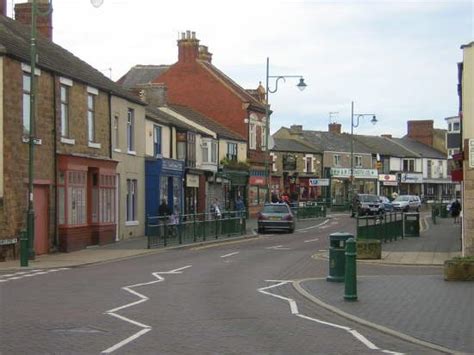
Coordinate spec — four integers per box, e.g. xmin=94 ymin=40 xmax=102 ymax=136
xmin=272 ymin=138 xmax=318 ymax=153
xmin=0 ymin=15 xmax=143 ymax=105
xmin=146 ymin=106 xmax=206 ymax=133
xmin=168 ymin=104 xmax=245 ymax=142
xmin=198 ymin=60 xmax=266 ymax=112
xmin=301 ymin=130 xmax=373 ymax=154
xmin=461 ymin=41 xmax=474 ymax=49
xmin=390 ymin=138 xmax=446 ymax=159
xmin=352 ymin=135 xmax=416 ymax=157
xmin=117 ymin=65 xmax=170 ymax=90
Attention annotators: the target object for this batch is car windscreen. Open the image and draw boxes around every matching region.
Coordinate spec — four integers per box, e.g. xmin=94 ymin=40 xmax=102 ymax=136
xmin=360 ymin=195 xmax=379 ymax=202
xmin=394 ymin=196 xmax=409 ymax=201
xmin=262 ymin=205 xmax=289 ymax=214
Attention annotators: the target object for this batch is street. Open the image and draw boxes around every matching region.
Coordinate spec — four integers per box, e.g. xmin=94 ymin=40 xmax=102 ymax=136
xmin=1 ymin=215 xmax=454 ymax=354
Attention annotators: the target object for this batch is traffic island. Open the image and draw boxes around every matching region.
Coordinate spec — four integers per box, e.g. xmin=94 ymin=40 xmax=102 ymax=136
xmin=356 ymin=239 xmax=381 ymax=259
xmin=444 ymin=257 xmax=474 ymax=281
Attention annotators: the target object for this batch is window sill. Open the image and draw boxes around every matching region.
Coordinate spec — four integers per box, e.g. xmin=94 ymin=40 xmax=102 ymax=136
xmin=125 ymin=221 xmax=139 ymax=226
xmin=127 ymin=150 xmax=137 ymax=156
xmin=114 ymin=148 xmax=122 ymax=153
xmin=88 ymin=142 xmax=101 ymax=149
xmin=60 ymin=137 xmax=75 ymax=145
xmin=22 ymin=136 xmax=42 ymax=145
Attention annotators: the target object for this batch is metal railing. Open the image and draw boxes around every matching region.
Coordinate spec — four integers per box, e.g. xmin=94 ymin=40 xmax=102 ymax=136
xmin=356 ymin=212 xmax=404 ymax=242
xmin=291 ymin=205 xmax=326 ymax=220
xmin=146 ymin=211 xmax=246 ymax=249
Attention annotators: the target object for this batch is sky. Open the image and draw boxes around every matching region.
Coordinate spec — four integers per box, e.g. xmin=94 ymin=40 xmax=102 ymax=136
xmin=8 ymin=0 xmax=473 ymax=137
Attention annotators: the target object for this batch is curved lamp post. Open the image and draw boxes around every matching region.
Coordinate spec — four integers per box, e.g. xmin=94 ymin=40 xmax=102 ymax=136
xmin=349 ymin=101 xmax=377 ymax=203
xmin=264 ymin=57 xmax=307 ymax=202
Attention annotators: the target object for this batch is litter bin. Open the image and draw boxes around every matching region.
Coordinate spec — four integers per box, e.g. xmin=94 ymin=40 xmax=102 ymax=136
xmin=327 ymin=232 xmax=353 ymax=282
xmin=403 ymin=212 xmax=420 ymax=237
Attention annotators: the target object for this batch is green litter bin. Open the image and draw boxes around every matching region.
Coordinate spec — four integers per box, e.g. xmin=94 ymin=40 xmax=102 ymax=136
xmin=403 ymin=212 xmax=420 ymax=237
xmin=327 ymin=232 xmax=353 ymax=282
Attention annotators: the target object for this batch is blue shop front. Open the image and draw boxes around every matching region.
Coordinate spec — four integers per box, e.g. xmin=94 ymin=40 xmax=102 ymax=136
xmin=145 ymin=157 xmax=185 ymax=218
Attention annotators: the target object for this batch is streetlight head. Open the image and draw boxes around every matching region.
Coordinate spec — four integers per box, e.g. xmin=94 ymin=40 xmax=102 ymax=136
xmin=91 ymin=0 xmax=104 ymax=7
xmin=297 ymin=78 xmax=307 ymax=91
xmin=371 ymin=115 xmax=378 ymax=125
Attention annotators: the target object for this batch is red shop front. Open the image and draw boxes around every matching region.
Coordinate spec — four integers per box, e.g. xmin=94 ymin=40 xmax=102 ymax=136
xmin=57 ymin=154 xmax=118 ymax=252
xmin=299 ymin=177 xmax=320 ymax=201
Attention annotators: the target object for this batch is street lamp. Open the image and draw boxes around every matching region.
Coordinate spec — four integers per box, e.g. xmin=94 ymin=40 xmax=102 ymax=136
xmin=349 ymin=101 xmax=377 ymax=203
xmin=22 ymin=0 xmax=104 ymax=266
xmin=264 ymin=57 xmax=306 ymax=202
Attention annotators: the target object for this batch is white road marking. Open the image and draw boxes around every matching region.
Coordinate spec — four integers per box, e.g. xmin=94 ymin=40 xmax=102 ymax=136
xmin=297 ymin=219 xmax=330 ymax=231
xmin=0 ymin=268 xmax=70 ymax=283
xmin=266 ymin=245 xmax=291 ymax=250
xmin=220 ymin=252 xmax=239 ymax=258
xmin=304 ymin=238 xmax=319 ymax=243
xmin=102 ymin=265 xmax=191 ymax=354
xmin=258 ymin=281 xmax=403 ymax=354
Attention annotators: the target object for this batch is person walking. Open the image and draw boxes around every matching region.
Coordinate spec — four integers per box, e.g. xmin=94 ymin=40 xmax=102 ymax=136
xmin=159 ymin=199 xmax=171 ymax=218
xmin=211 ymin=198 xmax=222 ymax=219
xmin=235 ymin=196 xmax=245 ymax=217
xmin=450 ymin=199 xmax=461 ymax=224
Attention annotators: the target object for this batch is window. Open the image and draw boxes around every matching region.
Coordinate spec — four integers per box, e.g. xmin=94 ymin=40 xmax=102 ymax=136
xmin=249 ymin=123 xmax=256 ymax=149
xmin=227 ymin=143 xmax=238 ymax=161
xmin=261 ymin=126 xmax=266 ymax=151
xmin=60 ymin=85 xmax=69 ymax=137
xmin=448 ymin=123 xmax=452 ymax=132
xmin=283 ymin=154 xmax=297 ymax=170
xmin=22 ymin=73 xmax=31 ymax=134
xmin=453 ymin=122 xmax=460 ymax=132
xmin=127 ymin=108 xmax=135 ymax=152
xmin=355 ymin=155 xmax=362 ymax=167
xmin=202 ymin=142 xmax=209 ymax=163
xmin=211 ymin=141 xmax=217 ymax=163
xmin=334 ymin=155 xmax=341 ymax=166
xmin=126 ymin=179 xmax=137 ymax=222
xmin=249 ymin=185 xmax=268 ymax=206
xmin=154 ymin=125 xmax=162 ymax=157
xmin=427 ymin=160 xmax=432 ymax=178
xmin=87 ymin=94 xmax=95 ymax=142
xmin=177 ymin=132 xmax=187 ymax=161
xmin=403 ymin=159 xmax=415 ymax=172
xmin=438 ymin=160 xmax=443 ymax=178
xmin=113 ymin=115 xmax=119 ymax=150
xmin=67 ymin=171 xmax=87 ymax=225
xmin=306 ymin=157 xmax=312 ymax=173
xmin=187 ymin=132 xmax=196 ymax=167
xmin=91 ymin=173 xmax=116 ymax=224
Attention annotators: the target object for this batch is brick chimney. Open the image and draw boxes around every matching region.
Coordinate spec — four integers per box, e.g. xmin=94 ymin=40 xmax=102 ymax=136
xmin=0 ymin=0 xmax=7 ymax=17
xmin=328 ymin=123 xmax=341 ymax=134
xmin=290 ymin=125 xmax=303 ymax=136
xmin=381 ymin=134 xmax=392 ymax=139
xmin=15 ymin=0 xmax=53 ymax=41
xmin=198 ymin=45 xmax=212 ymax=63
xmin=178 ymin=30 xmax=200 ymax=63
xmin=407 ymin=120 xmax=434 ymax=146
xmin=136 ymin=83 xmax=168 ymax=107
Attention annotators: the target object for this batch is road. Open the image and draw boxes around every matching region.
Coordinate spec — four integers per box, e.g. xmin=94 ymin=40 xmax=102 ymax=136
xmin=0 ymin=215 xmax=443 ymax=354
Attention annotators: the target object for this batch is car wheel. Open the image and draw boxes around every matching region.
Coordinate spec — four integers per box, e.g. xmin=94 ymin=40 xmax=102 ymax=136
xmin=289 ymin=226 xmax=295 ymax=233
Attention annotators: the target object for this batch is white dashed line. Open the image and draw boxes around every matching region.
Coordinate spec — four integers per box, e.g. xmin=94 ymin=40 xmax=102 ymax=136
xmin=220 ymin=252 xmax=239 ymax=258
xmin=266 ymin=245 xmax=291 ymax=250
xmin=304 ymin=238 xmax=319 ymax=243
xmin=0 ymin=268 xmax=71 ymax=283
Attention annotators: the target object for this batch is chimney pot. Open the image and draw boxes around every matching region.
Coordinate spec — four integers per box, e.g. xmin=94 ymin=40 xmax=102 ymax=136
xmin=328 ymin=123 xmax=342 ymax=134
xmin=191 ymin=31 xmax=196 ymax=39
xmin=186 ymin=30 xmax=191 ymax=39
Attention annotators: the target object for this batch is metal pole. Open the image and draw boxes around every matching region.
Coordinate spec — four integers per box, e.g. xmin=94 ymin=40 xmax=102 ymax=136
xmin=265 ymin=57 xmax=270 ymax=202
xmin=350 ymin=101 xmax=354 ymax=205
xmin=26 ymin=0 xmax=38 ymax=263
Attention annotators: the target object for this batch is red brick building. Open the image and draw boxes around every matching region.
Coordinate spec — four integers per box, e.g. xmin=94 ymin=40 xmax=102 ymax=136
xmin=152 ymin=31 xmax=269 ymax=215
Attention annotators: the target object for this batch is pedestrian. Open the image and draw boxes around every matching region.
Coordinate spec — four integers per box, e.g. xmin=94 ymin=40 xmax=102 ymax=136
xmin=235 ymin=196 xmax=245 ymax=216
xmin=211 ymin=198 xmax=222 ymax=219
xmin=159 ymin=198 xmax=170 ymax=217
xmin=450 ymin=199 xmax=461 ymax=224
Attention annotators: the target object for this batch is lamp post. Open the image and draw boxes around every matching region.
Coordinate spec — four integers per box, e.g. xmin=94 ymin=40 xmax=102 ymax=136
xmin=22 ymin=0 xmax=104 ymax=266
xmin=264 ymin=57 xmax=307 ymax=202
xmin=349 ymin=101 xmax=377 ymax=203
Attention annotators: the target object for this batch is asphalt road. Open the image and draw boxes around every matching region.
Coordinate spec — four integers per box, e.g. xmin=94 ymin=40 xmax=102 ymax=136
xmin=0 ymin=215 xmax=443 ymax=354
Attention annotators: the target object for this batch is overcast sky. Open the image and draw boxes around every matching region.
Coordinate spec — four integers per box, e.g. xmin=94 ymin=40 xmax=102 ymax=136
xmin=9 ymin=0 xmax=473 ymax=137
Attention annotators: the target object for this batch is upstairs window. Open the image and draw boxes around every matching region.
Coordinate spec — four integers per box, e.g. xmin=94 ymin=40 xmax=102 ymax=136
xmin=87 ymin=94 xmax=95 ymax=142
xmin=355 ymin=155 xmax=362 ymax=168
xmin=154 ymin=125 xmax=162 ymax=157
xmin=403 ymin=159 xmax=415 ymax=172
xmin=249 ymin=123 xmax=256 ymax=149
xmin=334 ymin=155 xmax=341 ymax=167
xmin=113 ymin=115 xmax=119 ymax=150
xmin=305 ymin=157 xmax=313 ymax=173
xmin=127 ymin=108 xmax=135 ymax=152
xmin=453 ymin=122 xmax=460 ymax=132
xmin=283 ymin=154 xmax=297 ymax=170
xmin=227 ymin=143 xmax=238 ymax=161
xmin=60 ymin=85 xmax=70 ymax=137
xmin=211 ymin=141 xmax=217 ymax=163
xmin=261 ymin=126 xmax=266 ymax=151
xmin=187 ymin=132 xmax=196 ymax=168
xmin=22 ymin=73 xmax=31 ymax=134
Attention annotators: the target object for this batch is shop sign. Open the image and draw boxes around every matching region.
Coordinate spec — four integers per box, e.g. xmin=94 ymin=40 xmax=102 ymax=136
xmin=163 ymin=158 xmax=184 ymax=172
xmin=383 ymin=181 xmax=398 ymax=186
xmin=249 ymin=176 xmax=266 ymax=185
xmin=331 ymin=168 xmax=378 ymax=179
xmin=378 ymin=174 xmax=397 ymax=182
xmin=400 ymin=173 xmax=423 ymax=183
xmin=186 ymin=174 xmax=199 ymax=188
xmin=309 ymin=178 xmax=330 ymax=186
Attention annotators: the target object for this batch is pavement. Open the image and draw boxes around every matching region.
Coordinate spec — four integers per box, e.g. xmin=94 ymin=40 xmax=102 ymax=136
xmin=1 ymin=213 xmax=472 ymax=353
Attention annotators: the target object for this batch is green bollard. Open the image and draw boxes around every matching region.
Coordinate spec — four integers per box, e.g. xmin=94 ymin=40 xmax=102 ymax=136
xmin=20 ymin=230 xmax=29 ymax=267
xmin=344 ymin=237 xmax=357 ymax=301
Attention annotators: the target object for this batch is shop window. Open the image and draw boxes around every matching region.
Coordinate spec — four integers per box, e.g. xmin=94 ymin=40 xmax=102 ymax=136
xmin=126 ymin=179 xmax=137 ymax=222
xmin=22 ymin=73 xmax=31 ymax=135
xmin=160 ymin=176 xmax=168 ymax=203
xmin=227 ymin=143 xmax=238 ymax=161
xmin=58 ymin=171 xmax=87 ymax=225
xmin=283 ymin=154 xmax=296 ymax=170
xmin=249 ymin=185 xmax=268 ymax=205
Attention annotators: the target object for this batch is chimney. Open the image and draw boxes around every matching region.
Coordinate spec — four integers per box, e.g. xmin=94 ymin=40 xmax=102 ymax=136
xmin=198 ymin=45 xmax=213 ymax=63
xmin=15 ymin=0 xmax=53 ymax=41
xmin=381 ymin=134 xmax=392 ymax=139
xmin=290 ymin=125 xmax=303 ymax=136
xmin=407 ymin=120 xmax=434 ymax=146
xmin=136 ymin=83 xmax=168 ymax=107
xmin=328 ymin=123 xmax=341 ymax=134
xmin=1 ymin=0 xmax=7 ymax=17
xmin=177 ymin=30 xmax=200 ymax=63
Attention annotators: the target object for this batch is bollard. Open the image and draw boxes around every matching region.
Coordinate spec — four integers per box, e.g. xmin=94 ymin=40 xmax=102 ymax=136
xmin=327 ymin=232 xmax=352 ymax=282
xmin=20 ymin=230 xmax=29 ymax=267
xmin=344 ymin=237 xmax=357 ymax=301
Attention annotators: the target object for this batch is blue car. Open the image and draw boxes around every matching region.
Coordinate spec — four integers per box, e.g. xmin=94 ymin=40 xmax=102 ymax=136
xmin=379 ymin=196 xmax=394 ymax=212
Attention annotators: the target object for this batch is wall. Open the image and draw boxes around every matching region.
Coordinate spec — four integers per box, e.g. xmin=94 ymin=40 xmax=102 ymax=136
xmin=111 ymin=96 xmax=146 ymax=240
xmin=322 ymin=151 xmax=372 ymax=169
xmin=145 ymin=120 xmax=171 ymax=158
xmin=0 ymin=56 xmax=3 ymax=202
xmin=218 ymin=139 xmax=247 ymax=163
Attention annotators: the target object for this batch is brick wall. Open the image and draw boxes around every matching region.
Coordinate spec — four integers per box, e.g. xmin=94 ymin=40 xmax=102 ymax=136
xmin=407 ymin=120 xmax=434 ymax=147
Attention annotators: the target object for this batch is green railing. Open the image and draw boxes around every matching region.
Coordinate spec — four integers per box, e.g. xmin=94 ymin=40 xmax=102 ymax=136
xmin=146 ymin=211 xmax=246 ymax=249
xmin=431 ymin=203 xmax=449 ymax=220
xmin=356 ymin=212 xmax=404 ymax=242
xmin=330 ymin=202 xmax=351 ymax=212
xmin=291 ymin=205 xmax=326 ymax=220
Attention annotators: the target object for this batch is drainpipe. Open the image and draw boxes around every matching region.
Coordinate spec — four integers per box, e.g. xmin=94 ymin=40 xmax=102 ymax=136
xmin=52 ymin=74 xmax=58 ymax=249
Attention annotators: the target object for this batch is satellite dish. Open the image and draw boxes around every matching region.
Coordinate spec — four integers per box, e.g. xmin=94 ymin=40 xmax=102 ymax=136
xmin=91 ymin=0 xmax=104 ymax=7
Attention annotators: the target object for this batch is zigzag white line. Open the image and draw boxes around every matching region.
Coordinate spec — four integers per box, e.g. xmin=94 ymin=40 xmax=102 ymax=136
xmin=102 ymin=265 xmax=191 ymax=354
xmin=257 ymin=281 xmax=403 ymax=354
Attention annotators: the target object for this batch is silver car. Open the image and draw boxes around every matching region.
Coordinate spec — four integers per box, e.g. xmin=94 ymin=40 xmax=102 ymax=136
xmin=392 ymin=195 xmax=421 ymax=212
xmin=257 ymin=203 xmax=295 ymax=233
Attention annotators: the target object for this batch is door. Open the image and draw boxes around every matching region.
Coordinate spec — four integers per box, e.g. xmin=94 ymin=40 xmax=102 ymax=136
xmin=34 ymin=185 xmax=49 ymax=255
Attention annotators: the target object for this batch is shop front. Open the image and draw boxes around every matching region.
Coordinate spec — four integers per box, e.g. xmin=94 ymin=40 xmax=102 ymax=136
xmin=379 ymin=174 xmax=398 ymax=198
xmin=399 ymin=173 xmax=422 ymax=195
xmin=145 ymin=157 xmax=184 ymax=219
xmin=249 ymin=172 xmax=267 ymax=217
xmin=299 ymin=177 xmax=325 ymax=201
xmin=184 ymin=172 xmax=201 ymax=215
xmin=57 ymin=154 xmax=118 ymax=252
xmin=330 ymin=168 xmax=378 ymax=203
xmin=218 ymin=169 xmax=248 ymax=212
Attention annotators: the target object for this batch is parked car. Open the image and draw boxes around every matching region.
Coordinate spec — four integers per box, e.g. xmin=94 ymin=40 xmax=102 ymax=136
xmin=392 ymin=195 xmax=421 ymax=212
xmin=351 ymin=194 xmax=384 ymax=217
xmin=257 ymin=203 xmax=295 ymax=233
xmin=379 ymin=196 xmax=394 ymax=212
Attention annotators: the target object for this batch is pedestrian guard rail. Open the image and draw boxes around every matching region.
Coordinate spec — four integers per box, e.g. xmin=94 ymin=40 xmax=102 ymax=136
xmin=431 ymin=203 xmax=449 ymax=224
xmin=356 ymin=212 xmax=404 ymax=242
xmin=146 ymin=211 xmax=246 ymax=249
xmin=291 ymin=205 xmax=326 ymax=220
